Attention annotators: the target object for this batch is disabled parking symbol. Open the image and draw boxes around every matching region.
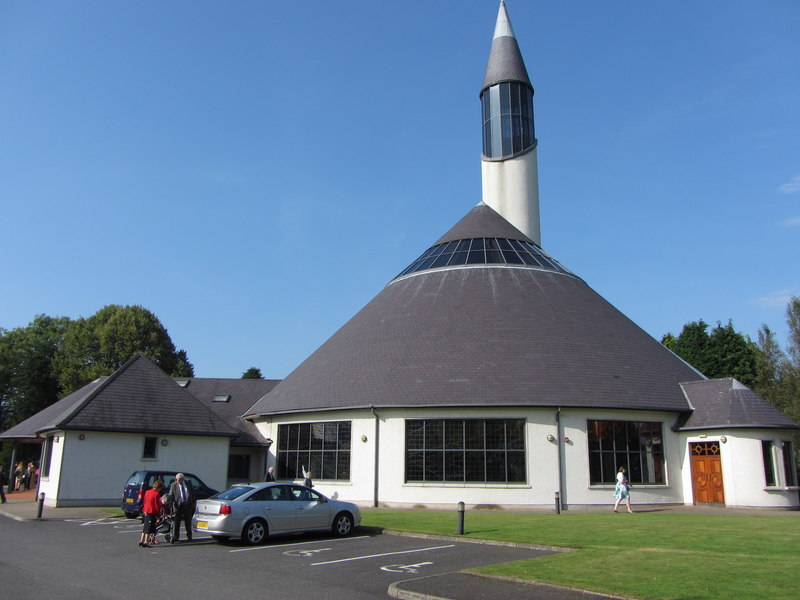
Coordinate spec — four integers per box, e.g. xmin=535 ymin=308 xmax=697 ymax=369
xmin=284 ymin=548 xmax=331 ymax=557
xmin=380 ymin=561 xmax=433 ymax=573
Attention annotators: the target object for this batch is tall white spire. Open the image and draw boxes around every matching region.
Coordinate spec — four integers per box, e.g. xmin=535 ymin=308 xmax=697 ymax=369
xmin=493 ymin=0 xmax=515 ymax=39
xmin=480 ymin=1 xmax=541 ymax=246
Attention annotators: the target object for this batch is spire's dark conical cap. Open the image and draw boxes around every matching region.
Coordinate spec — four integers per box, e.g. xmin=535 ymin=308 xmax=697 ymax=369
xmin=481 ymin=1 xmax=531 ymax=92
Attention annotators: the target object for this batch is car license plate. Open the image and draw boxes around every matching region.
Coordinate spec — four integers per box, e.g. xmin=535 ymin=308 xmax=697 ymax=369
xmin=125 ymin=498 xmax=134 ymax=503
xmin=196 ymin=521 xmax=208 ymax=529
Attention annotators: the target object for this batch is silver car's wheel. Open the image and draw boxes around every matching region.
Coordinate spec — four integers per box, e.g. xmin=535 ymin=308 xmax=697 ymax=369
xmin=242 ymin=519 xmax=267 ymax=545
xmin=333 ymin=512 xmax=353 ymax=537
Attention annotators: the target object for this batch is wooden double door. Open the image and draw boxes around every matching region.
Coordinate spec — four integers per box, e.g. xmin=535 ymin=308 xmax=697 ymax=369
xmin=690 ymin=441 xmax=725 ymax=504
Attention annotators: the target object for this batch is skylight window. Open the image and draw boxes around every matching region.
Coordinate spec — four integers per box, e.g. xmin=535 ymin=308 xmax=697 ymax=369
xmin=213 ymin=395 xmax=231 ymax=403
xmin=393 ymin=237 xmax=572 ymax=280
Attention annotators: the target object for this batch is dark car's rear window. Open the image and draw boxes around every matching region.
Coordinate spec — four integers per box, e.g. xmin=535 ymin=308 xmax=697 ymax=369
xmin=213 ymin=486 xmax=254 ymax=501
xmin=126 ymin=472 xmax=145 ymax=486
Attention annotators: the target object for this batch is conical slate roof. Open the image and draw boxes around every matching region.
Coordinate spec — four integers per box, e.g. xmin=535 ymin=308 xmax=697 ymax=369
xmin=435 ymin=202 xmax=533 ymax=245
xmin=247 ymin=205 xmax=701 ymax=417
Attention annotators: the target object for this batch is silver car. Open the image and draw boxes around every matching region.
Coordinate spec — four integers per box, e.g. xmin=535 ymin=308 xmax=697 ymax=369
xmin=192 ymin=482 xmax=361 ymax=545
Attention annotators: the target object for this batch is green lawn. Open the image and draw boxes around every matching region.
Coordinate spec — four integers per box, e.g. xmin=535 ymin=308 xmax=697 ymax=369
xmin=361 ymin=509 xmax=800 ymax=600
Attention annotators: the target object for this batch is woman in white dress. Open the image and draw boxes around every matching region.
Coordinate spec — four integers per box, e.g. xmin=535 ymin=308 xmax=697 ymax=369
xmin=613 ymin=466 xmax=633 ymax=513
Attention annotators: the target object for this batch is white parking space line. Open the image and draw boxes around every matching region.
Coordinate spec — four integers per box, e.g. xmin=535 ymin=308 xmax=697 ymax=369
xmin=79 ymin=518 xmax=119 ymax=526
xmin=229 ymin=535 xmax=370 ymax=553
xmin=311 ymin=544 xmax=455 ymax=566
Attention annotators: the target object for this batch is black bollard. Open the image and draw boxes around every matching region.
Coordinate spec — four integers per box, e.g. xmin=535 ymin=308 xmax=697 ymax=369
xmin=37 ymin=492 xmax=45 ymax=519
xmin=457 ymin=501 xmax=465 ymax=535
xmin=554 ymin=491 xmax=561 ymax=515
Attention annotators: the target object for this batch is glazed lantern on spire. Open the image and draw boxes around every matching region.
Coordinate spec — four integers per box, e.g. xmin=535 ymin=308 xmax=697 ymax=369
xmin=480 ymin=1 xmax=541 ymax=246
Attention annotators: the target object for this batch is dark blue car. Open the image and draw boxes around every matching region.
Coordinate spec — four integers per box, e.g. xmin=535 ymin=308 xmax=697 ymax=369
xmin=121 ymin=470 xmax=217 ymax=518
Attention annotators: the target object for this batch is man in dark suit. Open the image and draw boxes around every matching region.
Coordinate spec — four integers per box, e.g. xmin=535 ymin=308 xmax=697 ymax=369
xmin=168 ymin=473 xmax=196 ymax=543
xmin=265 ymin=466 xmax=276 ymax=482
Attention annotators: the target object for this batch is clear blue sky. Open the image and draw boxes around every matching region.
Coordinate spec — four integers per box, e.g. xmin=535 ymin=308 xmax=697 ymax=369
xmin=1 ymin=1 xmax=798 ymax=379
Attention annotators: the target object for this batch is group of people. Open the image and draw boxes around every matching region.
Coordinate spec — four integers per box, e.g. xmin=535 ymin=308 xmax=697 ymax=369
xmin=0 ymin=461 xmax=38 ymax=502
xmin=137 ymin=467 xmax=315 ymax=548
xmin=12 ymin=461 xmax=38 ymax=492
xmin=138 ymin=473 xmax=197 ymax=548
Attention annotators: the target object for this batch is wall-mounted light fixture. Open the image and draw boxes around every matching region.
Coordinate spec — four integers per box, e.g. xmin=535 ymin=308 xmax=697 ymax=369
xmin=361 ymin=435 xmax=368 ymax=443
xmin=79 ymin=434 xmax=86 ymax=441
xmin=161 ymin=439 xmax=169 ymax=446
xmin=546 ymin=434 xmax=555 ymax=442
xmin=720 ymin=436 xmax=727 ymax=444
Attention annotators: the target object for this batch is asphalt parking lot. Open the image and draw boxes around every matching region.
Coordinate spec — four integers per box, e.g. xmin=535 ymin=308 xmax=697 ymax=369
xmin=0 ymin=510 xmax=574 ymax=600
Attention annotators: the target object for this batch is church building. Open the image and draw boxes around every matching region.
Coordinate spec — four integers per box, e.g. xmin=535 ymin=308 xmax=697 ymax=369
xmin=245 ymin=1 xmax=800 ymax=510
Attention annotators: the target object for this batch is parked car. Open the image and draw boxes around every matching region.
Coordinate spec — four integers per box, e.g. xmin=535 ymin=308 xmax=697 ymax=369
xmin=192 ymin=482 xmax=361 ymax=545
xmin=121 ymin=470 xmax=218 ymax=518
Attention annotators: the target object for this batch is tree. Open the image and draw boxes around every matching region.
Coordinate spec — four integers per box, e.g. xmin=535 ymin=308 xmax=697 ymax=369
xmin=0 ymin=315 xmax=70 ymax=430
xmin=754 ymin=325 xmax=790 ymax=407
xmin=56 ymin=305 xmax=194 ymax=394
xmin=662 ymin=319 xmax=757 ymax=386
xmin=660 ymin=332 xmax=678 ymax=352
xmin=241 ymin=367 xmax=264 ymax=379
xmin=664 ymin=320 xmax=713 ymax=375
xmin=787 ymin=296 xmax=800 ymax=369
xmin=705 ymin=320 xmax=758 ymax=387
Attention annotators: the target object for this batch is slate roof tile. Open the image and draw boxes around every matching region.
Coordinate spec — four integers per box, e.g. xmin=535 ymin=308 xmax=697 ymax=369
xmin=679 ymin=379 xmax=800 ymax=430
xmin=180 ymin=377 xmax=280 ymax=445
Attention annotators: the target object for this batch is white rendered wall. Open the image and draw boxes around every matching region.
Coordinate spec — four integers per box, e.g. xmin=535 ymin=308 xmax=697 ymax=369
xmin=679 ymin=430 xmax=800 ymax=508
xmin=558 ymin=409 xmax=686 ymax=508
xmin=254 ymin=407 xmax=689 ymax=509
xmin=51 ymin=431 xmax=230 ymax=506
xmin=481 ymin=148 xmax=541 ymax=245
xmin=38 ymin=432 xmax=65 ymax=507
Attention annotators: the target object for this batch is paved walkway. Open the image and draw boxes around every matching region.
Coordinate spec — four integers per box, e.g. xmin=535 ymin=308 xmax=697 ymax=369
xmin=0 ymin=489 xmax=122 ymax=521
xmin=1 ymin=492 xmax=796 ymax=600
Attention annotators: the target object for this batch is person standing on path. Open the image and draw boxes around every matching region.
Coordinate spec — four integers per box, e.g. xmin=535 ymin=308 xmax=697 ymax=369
xmin=168 ymin=473 xmax=196 ymax=543
xmin=139 ymin=480 xmax=163 ymax=548
xmin=0 ymin=464 xmax=7 ymax=503
xmin=613 ymin=466 xmax=633 ymax=513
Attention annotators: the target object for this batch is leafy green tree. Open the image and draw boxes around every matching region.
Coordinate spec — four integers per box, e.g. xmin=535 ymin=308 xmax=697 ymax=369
xmin=787 ymin=297 xmax=800 ymax=369
xmin=753 ymin=325 xmax=791 ymax=408
xmin=660 ymin=332 xmax=678 ymax=352
xmin=56 ymin=305 xmax=193 ymax=394
xmin=173 ymin=349 xmax=195 ymax=378
xmin=0 ymin=315 xmax=70 ymax=430
xmin=241 ymin=367 xmax=264 ymax=379
xmin=705 ymin=320 xmax=758 ymax=387
xmin=666 ymin=320 xmax=713 ymax=376
xmin=663 ymin=319 xmax=757 ymax=386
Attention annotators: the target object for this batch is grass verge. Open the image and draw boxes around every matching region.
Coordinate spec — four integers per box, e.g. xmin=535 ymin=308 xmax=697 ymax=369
xmin=361 ymin=509 xmax=799 ymax=600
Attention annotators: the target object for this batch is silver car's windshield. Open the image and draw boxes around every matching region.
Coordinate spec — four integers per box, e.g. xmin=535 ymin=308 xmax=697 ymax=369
xmin=213 ymin=486 xmax=254 ymax=501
